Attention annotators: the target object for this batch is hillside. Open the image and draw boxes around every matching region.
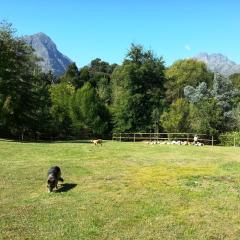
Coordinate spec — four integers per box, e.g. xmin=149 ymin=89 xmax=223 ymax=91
xmin=193 ymin=52 xmax=240 ymax=76
xmin=23 ymin=32 xmax=72 ymax=76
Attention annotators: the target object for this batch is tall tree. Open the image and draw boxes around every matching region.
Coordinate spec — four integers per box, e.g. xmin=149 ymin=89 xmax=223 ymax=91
xmin=49 ymin=82 xmax=74 ymax=136
xmin=30 ymin=72 xmax=56 ymax=139
xmin=60 ymin=62 xmax=80 ymax=88
xmin=0 ymin=21 xmax=41 ymax=139
xmin=111 ymin=44 xmax=166 ymax=132
xmin=165 ymin=59 xmax=213 ymax=102
xmin=184 ymin=74 xmax=240 ymax=132
xmin=71 ymin=82 xmax=110 ymax=136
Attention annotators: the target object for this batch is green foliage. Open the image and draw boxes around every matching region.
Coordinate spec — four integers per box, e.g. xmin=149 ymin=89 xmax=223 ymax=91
xmin=231 ymin=104 xmax=240 ymax=131
xmin=49 ymin=82 xmax=75 ymax=135
xmin=0 ymin=21 xmax=43 ymax=139
xmin=79 ymin=66 xmax=91 ymax=86
xmin=90 ymin=58 xmax=116 ymax=74
xmin=112 ymin=44 xmax=166 ymax=132
xmin=165 ymin=59 xmax=213 ymax=102
xmin=30 ymin=72 xmax=55 ymax=138
xmin=60 ymin=62 xmax=80 ymax=87
xmin=71 ymin=82 xmax=110 ymax=135
xmin=96 ymin=77 xmax=112 ymax=104
xmin=2 ymin=21 xmax=240 ymax=140
xmin=184 ymin=74 xmax=240 ymax=132
xmin=184 ymin=82 xmax=210 ymax=103
xmin=219 ymin=132 xmax=240 ymax=146
xmin=230 ymin=73 xmax=240 ymax=90
xmin=189 ymin=99 xmax=223 ymax=136
xmin=160 ymin=99 xmax=190 ymax=132
xmin=211 ymin=74 xmax=239 ymax=112
xmin=86 ymin=58 xmax=117 ymax=88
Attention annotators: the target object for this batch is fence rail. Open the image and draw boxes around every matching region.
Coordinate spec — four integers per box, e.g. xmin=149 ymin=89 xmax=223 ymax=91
xmin=112 ymin=132 xmax=216 ymax=146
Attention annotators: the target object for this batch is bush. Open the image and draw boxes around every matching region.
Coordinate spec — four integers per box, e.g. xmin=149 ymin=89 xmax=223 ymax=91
xmin=219 ymin=132 xmax=240 ymax=146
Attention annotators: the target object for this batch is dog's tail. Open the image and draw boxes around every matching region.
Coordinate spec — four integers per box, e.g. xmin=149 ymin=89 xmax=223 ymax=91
xmin=59 ymin=177 xmax=64 ymax=182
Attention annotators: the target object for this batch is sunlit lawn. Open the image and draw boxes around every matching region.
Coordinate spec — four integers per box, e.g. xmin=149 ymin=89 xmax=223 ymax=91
xmin=1 ymin=140 xmax=240 ymax=239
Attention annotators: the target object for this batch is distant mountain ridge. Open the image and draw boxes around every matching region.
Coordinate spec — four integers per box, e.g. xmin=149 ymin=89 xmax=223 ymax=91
xmin=23 ymin=33 xmax=240 ymax=77
xmin=23 ymin=32 xmax=72 ymax=76
xmin=193 ymin=53 xmax=240 ymax=76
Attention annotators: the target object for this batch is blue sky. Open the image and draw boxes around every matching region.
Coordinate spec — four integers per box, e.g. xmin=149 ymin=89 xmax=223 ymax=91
xmin=1 ymin=0 xmax=239 ymax=67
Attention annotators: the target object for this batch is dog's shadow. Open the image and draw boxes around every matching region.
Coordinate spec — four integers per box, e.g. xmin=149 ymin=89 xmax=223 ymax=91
xmin=56 ymin=183 xmax=77 ymax=193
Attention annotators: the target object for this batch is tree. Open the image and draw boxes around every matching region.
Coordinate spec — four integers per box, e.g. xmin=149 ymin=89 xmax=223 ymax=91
xmin=230 ymin=73 xmax=240 ymax=90
xmin=49 ymin=83 xmax=75 ymax=136
xmin=231 ymin=104 xmax=240 ymax=131
xmin=184 ymin=74 xmax=240 ymax=132
xmin=78 ymin=59 xmax=117 ymax=94
xmin=0 ymin=21 xmax=42 ymax=139
xmin=29 ymin=72 xmax=55 ymax=139
xmin=184 ymin=82 xmax=210 ymax=103
xmin=78 ymin=66 xmax=91 ymax=87
xmin=71 ymin=82 xmax=110 ymax=136
xmin=160 ymin=99 xmax=190 ymax=132
xmin=165 ymin=59 xmax=213 ymax=102
xmin=96 ymin=76 xmax=112 ymax=105
xmin=211 ymin=74 xmax=239 ymax=112
xmin=60 ymin=62 xmax=80 ymax=88
xmin=76 ymin=58 xmax=116 ymax=88
xmin=111 ymin=44 xmax=166 ymax=132
xmin=189 ymin=99 xmax=223 ymax=136
xmin=90 ymin=58 xmax=113 ymax=74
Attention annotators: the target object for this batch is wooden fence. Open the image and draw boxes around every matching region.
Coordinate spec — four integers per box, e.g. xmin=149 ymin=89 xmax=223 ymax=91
xmin=112 ymin=132 xmax=216 ymax=146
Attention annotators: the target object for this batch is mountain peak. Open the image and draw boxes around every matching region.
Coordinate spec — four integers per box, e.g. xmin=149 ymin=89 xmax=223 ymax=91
xmin=23 ymin=32 xmax=72 ymax=76
xmin=193 ymin=53 xmax=239 ymax=76
xmin=35 ymin=32 xmax=48 ymax=37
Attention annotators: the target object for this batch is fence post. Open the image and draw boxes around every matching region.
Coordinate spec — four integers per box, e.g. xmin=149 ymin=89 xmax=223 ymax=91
xmin=212 ymin=136 xmax=214 ymax=146
xmin=134 ymin=133 xmax=136 ymax=142
xmin=234 ymin=137 xmax=236 ymax=147
xmin=120 ymin=133 xmax=122 ymax=142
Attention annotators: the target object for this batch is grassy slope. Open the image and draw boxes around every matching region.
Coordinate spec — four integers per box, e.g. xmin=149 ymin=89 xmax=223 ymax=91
xmin=1 ymin=140 xmax=240 ymax=240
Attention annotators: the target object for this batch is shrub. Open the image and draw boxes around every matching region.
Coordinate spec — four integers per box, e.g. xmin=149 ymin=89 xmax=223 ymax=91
xmin=219 ymin=132 xmax=240 ymax=146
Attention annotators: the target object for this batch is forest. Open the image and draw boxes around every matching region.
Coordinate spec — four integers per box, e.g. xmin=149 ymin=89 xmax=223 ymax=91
xmin=1 ymin=22 xmax=240 ymax=141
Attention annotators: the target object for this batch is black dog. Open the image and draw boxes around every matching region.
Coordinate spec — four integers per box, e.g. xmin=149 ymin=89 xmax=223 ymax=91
xmin=47 ymin=166 xmax=64 ymax=192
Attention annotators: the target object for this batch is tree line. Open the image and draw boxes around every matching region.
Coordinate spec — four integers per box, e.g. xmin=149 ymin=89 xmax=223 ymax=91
xmin=1 ymin=22 xmax=240 ymax=140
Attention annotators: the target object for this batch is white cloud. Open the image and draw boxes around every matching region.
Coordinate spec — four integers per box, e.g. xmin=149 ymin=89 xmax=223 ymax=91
xmin=184 ymin=44 xmax=191 ymax=51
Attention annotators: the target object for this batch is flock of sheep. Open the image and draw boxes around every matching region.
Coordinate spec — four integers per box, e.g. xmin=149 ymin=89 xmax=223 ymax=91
xmin=145 ymin=140 xmax=204 ymax=146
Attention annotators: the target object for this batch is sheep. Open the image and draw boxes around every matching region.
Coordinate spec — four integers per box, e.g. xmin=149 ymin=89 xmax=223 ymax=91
xmin=192 ymin=141 xmax=204 ymax=146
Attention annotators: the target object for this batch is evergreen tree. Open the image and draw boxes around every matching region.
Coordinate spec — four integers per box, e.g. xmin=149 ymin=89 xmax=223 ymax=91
xmin=111 ymin=44 xmax=166 ymax=132
xmin=0 ymin=21 xmax=41 ymax=139
xmin=60 ymin=62 xmax=80 ymax=88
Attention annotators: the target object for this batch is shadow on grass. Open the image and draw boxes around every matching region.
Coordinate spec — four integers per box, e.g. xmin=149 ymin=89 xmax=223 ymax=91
xmin=56 ymin=183 xmax=77 ymax=193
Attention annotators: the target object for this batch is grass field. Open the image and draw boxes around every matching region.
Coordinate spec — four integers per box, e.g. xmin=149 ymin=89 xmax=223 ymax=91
xmin=1 ymin=140 xmax=240 ymax=240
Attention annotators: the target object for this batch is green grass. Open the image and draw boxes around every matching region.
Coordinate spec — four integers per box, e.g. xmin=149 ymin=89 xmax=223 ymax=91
xmin=1 ymin=140 xmax=240 ymax=239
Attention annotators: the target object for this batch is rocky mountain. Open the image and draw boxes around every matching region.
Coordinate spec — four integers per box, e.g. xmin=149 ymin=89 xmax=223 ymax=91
xmin=23 ymin=32 xmax=72 ymax=76
xmin=193 ymin=53 xmax=240 ymax=76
